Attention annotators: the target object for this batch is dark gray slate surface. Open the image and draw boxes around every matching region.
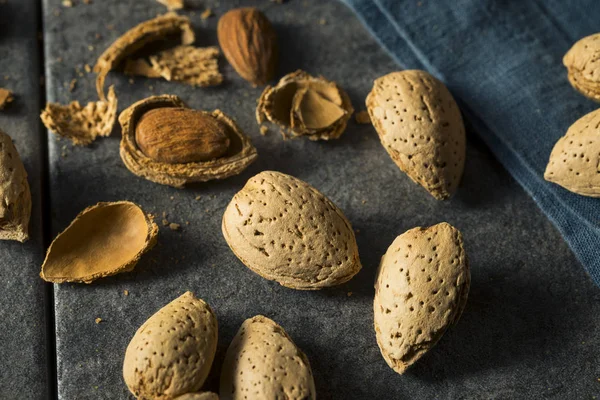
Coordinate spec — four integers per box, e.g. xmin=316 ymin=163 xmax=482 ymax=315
xmin=42 ymin=0 xmax=600 ymax=399
xmin=0 ymin=1 xmax=49 ymax=399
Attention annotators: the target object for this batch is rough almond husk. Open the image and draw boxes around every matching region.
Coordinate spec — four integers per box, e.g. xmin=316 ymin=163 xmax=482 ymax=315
xmin=41 ymin=85 xmax=117 ymax=145
xmin=120 ymin=95 xmax=257 ymax=188
xmin=220 ymin=315 xmax=316 ymax=400
xmin=0 ymin=129 xmax=31 ymax=242
xmin=222 ymin=170 xmax=361 ymax=289
xmin=563 ymin=33 xmax=600 ymax=101
xmin=374 ymin=222 xmax=470 ymax=374
xmin=123 ymin=292 xmax=218 ymax=400
xmin=544 ymin=107 xmax=600 ymax=196
xmin=94 ymin=13 xmax=195 ymax=100
xmin=40 ymin=201 xmax=158 ymax=283
xmin=217 ymin=7 xmax=278 ymax=86
xmin=366 ymin=70 xmax=466 ymax=200
xmin=0 ymin=88 xmax=14 ymax=110
xmin=256 ymin=70 xmax=353 ymax=140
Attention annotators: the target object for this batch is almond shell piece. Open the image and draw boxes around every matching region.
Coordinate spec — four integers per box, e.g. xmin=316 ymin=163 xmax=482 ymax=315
xmin=374 ymin=222 xmax=470 ymax=374
xmin=0 ymin=129 xmax=31 ymax=242
xmin=256 ymin=70 xmax=353 ymax=140
xmin=40 ymin=85 xmax=118 ymax=146
xmin=123 ymin=292 xmax=218 ymax=400
xmin=149 ymin=45 xmax=223 ymax=87
xmin=40 ymin=201 xmax=158 ymax=283
xmin=220 ymin=315 xmax=316 ymax=400
xmin=544 ymin=107 xmax=600 ymax=196
xmin=222 ymin=170 xmax=361 ymax=290
xmin=119 ymin=95 xmax=258 ymax=188
xmin=94 ymin=13 xmax=195 ymax=100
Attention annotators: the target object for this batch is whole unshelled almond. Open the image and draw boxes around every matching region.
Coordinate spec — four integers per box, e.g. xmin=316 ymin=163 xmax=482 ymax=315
xmin=135 ymin=107 xmax=231 ymax=164
xmin=217 ymin=7 xmax=277 ymax=86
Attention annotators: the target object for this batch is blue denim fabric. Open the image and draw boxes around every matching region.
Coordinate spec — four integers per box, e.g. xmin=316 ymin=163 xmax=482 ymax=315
xmin=341 ymin=0 xmax=600 ymax=287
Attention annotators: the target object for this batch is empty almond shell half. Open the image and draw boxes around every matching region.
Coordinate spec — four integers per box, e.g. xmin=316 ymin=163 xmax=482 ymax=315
xmin=119 ymin=95 xmax=258 ymax=188
xmin=40 ymin=201 xmax=158 ymax=284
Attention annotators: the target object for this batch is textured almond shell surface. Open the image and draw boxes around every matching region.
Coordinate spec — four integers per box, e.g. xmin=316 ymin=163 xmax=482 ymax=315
xmin=374 ymin=222 xmax=470 ymax=374
xmin=40 ymin=201 xmax=158 ymax=283
xmin=123 ymin=292 xmax=218 ymax=400
xmin=40 ymin=85 xmax=118 ymax=146
xmin=544 ymin=108 xmax=600 ymax=196
xmin=563 ymin=33 xmax=600 ymax=101
xmin=0 ymin=129 xmax=31 ymax=242
xmin=149 ymin=45 xmax=223 ymax=87
xmin=120 ymin=95 xmax=257 ymax=188
xmin=222 ymin=171 xmax=361 ymax=290
xmin=217 ymin=8 xmax=278 ymax=86
xmin=220 ymin=315 xmax=316 ymax=400
xmin=256 ymin=70 xmax=353 ymax=140
xmin=366 ymin=70 xmax=466 ymax=200
xmin=94 ymin=13 xmax=195 ymax=100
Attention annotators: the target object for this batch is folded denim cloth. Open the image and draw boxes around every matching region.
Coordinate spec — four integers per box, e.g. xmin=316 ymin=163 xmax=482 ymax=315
xmin=341 ymin=0 xmax=600 ymax=287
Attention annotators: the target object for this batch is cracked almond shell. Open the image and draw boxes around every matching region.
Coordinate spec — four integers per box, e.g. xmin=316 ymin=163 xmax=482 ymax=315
xmin=374 ymin=222 xmax=470 ymax=374
xmin=40 ymin=201 xmax=158 ymax=283
xmin=0 ymin=129 xmax=31 ymax=242
xmin=367 ymin=70 xmax=466 ymax=200
xmin=124 ymin=292 xmax=218 ymax=400
xmin=256 ymin=70 xmax=353 ymax=140
xmin=222 ymin=171 xmax=361 ymax=290
xmin=119 ymin=95 xmax=258 ymax=188
xmin=544 ymin=108 xmax=600 ymax=196
xmin=220 ymin=315 xmax=316 ymax=400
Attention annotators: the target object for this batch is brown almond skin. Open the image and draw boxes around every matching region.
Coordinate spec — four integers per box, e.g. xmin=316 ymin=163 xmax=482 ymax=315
xmin=217 ymin=8 xmax=278 ymax=86
xmin=135 ymin=107 xmax=231 ymax=164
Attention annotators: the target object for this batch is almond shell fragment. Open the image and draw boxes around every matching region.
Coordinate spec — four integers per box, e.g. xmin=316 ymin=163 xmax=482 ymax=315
xmin=40 ymin=201 xmax=158 ymax=283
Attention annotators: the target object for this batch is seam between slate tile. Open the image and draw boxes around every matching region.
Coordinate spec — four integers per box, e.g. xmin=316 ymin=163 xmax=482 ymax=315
xmin=38 ymin=0 xmax=58 ymax=398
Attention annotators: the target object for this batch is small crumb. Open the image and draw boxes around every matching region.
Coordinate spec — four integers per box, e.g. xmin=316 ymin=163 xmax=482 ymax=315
xmin=68 ymin=79 xmax=77 ymax=92
xmin=319 ymin=18 xmax=327 ymax=25
xmin=148 ymin=85 xmax=154 ymax=91
xmin=200 ymin=8 xmax=213 ymax=19
xmin=62 ymin=0 xmax=73 ymax=7
xmin=260 ymin=125 xmax=269 ymax=136
xmin=355 ymin=228 xmax=360 ymax=234
xmin=161 ymin=219 xmax=169 ymax=226
xmin=84 ymin=64 xmax=91 ymax=73
xmin=347 ymin=292 xmax=353 ymax=297
xmin=355 ymin=110 xmax=371 ymax=124
xmin=87 ymin=45 xmax=94 ymax=51
xmin=170 ymin=196 xmax=174 ymax=200
xmin=185 ymin=221 xmax=189 ymax=225
xmin=53 ymin=9 xmax=61 ymax=16
xmin=106 ymin=24 xmax=114 ymax=30
xmin=195 ymin=195 xmax=202 ymax=200
xmin=361 ymin=200 xmax=367 ymax=205
xmin=95 ymin=33 xmax=102 ymax=40
xmin=82 ymin=0 xmax=92 ymax=4
xmin=169 ymin=223 xmax=181 ymax=231
xmin=95 ymin=318 xmax=102 ymax=324
xmin=129 ymin=78 xmax=134 ymax=85
xmin=123 ymin=290 xmax=129 ymax=296
xmin=56 ymin=57 xmax=63 ymax=63
xmin=0 ymin=88 xmax=14 ymax=110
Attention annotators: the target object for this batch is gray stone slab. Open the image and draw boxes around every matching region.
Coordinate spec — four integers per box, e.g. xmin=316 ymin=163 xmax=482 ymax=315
xmin=43 ymin=0 xmax=600 ymax=399
xmin=0 ymin=1 xmax=50 ymax=399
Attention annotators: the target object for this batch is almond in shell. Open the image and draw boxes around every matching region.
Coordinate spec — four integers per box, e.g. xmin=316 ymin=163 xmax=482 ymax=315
xmin=563 ymin=33 xmax=600 ymax=101
xmin=222 ymin=171 xmax=361 ymax=290
xmin=374 ymin=222 xmax=470 ymax=374
xmin=367 ymin=70 xmax=466 ymax=200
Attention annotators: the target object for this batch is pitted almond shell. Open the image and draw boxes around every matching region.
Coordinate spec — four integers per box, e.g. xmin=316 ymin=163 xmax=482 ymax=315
xmin=563 ymin=33 xmax=600 ymax=101
xmin=220 ymin=315 xmax=316 ymax=400
xmin=374 ymin=222 xmax=470 ymax=374
xmin=174 ymin=393 xmax=219 ymax=400
xmin=544 ymin=108 xmax=600 ymax=196
xmin=124 ymin=292 xmax=218 ymax=400
xmin=40 ymin=201 xmax=158 ymax=283
xmin=366 ymin=70 xmax=466 ymax=200
xmin=222 ymin=171 xmax=361 ymax=290
xmin=0 ymin=129 xmax=31 ymax=242
xmin=94 ymin=13 xmax=195 ymax=100
xmin=119 ymin=95 xmax=258 ymax=188
xmin=256 ymin=70 xmax=353 ymax=140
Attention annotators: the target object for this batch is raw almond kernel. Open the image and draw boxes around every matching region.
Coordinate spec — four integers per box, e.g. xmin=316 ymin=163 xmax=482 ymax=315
xmin=222 ymin=171 xmax=361 ymax=290
xmin=374 ymin=222 xmax=470 ymax=374
xmin=0 ymin=129 xmax=31 ymax=242
xmin=563 ymin=33 xmax=600 ymax=101
xmin=135 ymin=107 xmax=231 ymax=164
xmin=366 ymin=70 xmax=466 ymax=200
xmin=256 ymin=70 xmax=353 ymax=140
xmin=544 ymin=108 xmax=600 ymax=197
xmin=40 ymin=201 xmax=158 ymax=283
xmin=217 ymin=7 xmax=277 ymax=86
xmin=220 ymin=315 xmax=316 ymax=400
xmin=123 ymin=292 xmax=218 ymax=400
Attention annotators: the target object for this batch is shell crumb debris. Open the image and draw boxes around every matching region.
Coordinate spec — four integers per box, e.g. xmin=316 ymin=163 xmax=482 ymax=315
xmin=259 ymin=125 xmax=269 ymax=135
xmin=95 ymin=317 xmax=102 ymax=324
xmin=123 ymin=289 xmax=129 ymax=296
xmin=200 ymin=8 xmax=213 ymax=20
xmin=355 ymin=110 xmax=371 ymax=124
xmin=0 ymin=88 xmax=14 ymax=110
xmin=169 ymin=223 xmax=181 ymax=231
